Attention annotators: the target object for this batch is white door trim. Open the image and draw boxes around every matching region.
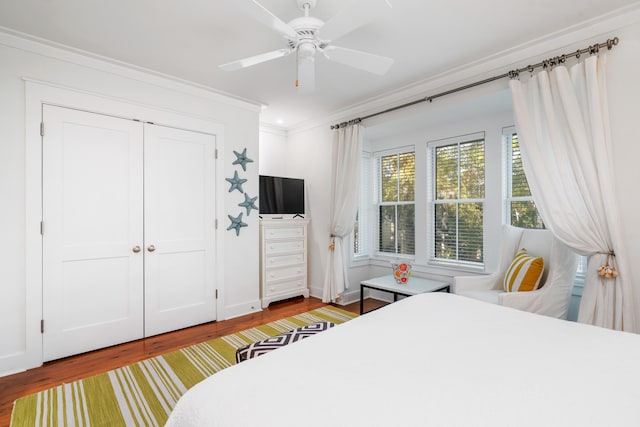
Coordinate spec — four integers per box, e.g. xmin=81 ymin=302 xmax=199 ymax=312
xmin=24 ymin=79 xmax=226 ymax=371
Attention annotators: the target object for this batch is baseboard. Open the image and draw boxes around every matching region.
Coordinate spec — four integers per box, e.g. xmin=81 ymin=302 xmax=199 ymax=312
xmin=309 ymin=285 xmax=322 ymax=300
xmin=309 ymin=285 xmax=362 ymax=306
xmin=334 ymin=288 xmax=361 ymax=306
xmin=222 ymin=299 xmax=262 ymax=320
xmin=0 ymin=365 xmax=28 ymax=378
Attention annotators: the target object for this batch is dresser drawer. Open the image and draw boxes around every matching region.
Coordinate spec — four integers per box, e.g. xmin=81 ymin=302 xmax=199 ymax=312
xmin=265 ymin=239 xmax=305 ymax=254
xmin=264 ymin=278 xmax=307 ymax=296
xmin=265 ymin=265 xmax=305 ymax=283
xmin=266 ymin=252 xmax=306 ymax=268
xmin=264 ymin=226 xmax=305 ymax=240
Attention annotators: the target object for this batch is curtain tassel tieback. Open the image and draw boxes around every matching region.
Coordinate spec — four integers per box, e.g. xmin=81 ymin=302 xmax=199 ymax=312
xmin=598 ymin=251 xmax=618 ymax=279
xmin=329 ymin=235 xmax=335 ymax=251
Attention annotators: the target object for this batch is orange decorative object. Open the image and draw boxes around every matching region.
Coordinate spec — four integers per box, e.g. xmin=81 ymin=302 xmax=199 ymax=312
xmin=391 ymin=262 xmax=412 ymax=284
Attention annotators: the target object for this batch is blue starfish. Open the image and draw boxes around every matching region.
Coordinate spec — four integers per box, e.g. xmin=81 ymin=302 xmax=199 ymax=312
xmin=225 ymin=170 xmax=247 ymax=193
xmin=227 ymin=212 xmax=248 ymax=236
xmin=232 ymin=148 xmax=254 ymax=171
xmin=238 ymin=193 xmax=258 ymax=216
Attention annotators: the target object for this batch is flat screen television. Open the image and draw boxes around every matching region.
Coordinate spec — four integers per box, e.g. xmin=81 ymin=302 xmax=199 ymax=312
xmin=259 ymin=175 xmax=305 ymax=216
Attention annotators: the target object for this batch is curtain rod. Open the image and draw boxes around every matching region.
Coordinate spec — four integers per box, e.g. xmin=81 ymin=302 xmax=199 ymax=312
xmin=330 ymin=37 xmax=619 ymax=130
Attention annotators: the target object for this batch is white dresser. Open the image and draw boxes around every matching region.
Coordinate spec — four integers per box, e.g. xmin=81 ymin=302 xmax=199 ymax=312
xmin=260 ymin=218 xmax=310 ymax=308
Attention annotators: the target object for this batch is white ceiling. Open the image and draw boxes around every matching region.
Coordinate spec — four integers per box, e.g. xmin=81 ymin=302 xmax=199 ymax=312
xmin=0 ymin=0 xmax=637 ymax=129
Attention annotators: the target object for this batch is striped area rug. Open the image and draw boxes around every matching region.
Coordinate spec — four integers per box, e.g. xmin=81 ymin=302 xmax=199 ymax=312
xmin=11 ymin=306 xmax=356 ymax=427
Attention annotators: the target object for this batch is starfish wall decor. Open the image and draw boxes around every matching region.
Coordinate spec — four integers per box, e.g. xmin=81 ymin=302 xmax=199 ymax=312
xmin=239 ymin=193 xmax=258 ymax=215
xmin=226 ymin=148 xmax=256 ymax=236
xmin=227 ymin=212 xmax=248 ymax=236
xmin=232 ymin=148 xmax=254 ymax=172
xmin=225 ymin=170 xmax=247 ymax=193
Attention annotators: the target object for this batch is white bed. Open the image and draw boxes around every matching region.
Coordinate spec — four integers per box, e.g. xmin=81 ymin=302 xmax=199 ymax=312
xmin=166 ymin=293 xmax=640 ymax=426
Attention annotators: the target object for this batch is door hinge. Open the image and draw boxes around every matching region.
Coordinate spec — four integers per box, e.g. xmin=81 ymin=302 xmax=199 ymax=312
xmin=40 ymin=221 xmax=44 ymax=235
xmin=40 ymin=122 xmax=44 ymax=137
xmin=215 ymin=219 xmax=218 ymax=230
xmin=41 ymin=319 xmax=44 ymax=333
xmin=215 ymin=148 xmax=218 ymax=159
xmin=215 ymin=289 xmax=218 ymax=300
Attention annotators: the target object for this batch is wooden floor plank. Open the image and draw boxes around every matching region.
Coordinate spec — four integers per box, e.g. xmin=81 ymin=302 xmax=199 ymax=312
xmin=0 ymin=296 xmax=385 ymax=426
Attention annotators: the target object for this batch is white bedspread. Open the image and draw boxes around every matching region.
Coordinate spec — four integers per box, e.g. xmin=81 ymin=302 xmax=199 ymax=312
xmin=166 ymin=293 xmax=640 ymax=426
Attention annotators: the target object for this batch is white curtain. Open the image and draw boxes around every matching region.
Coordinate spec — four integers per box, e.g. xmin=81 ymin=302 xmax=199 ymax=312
xmin=509 ymin=54 xmax=637 ymax=332
xmin=322 ymin=124 xmax=363 ymax=303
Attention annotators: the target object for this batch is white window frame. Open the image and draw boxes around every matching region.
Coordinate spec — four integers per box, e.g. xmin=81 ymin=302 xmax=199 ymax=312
xmin=427 ymin=131 xmax=485 ymax=269
xmin=352 ymin=151 xmax=373 ymax=263
xmin=502 ymin=126 xmax=544 ymax=228
xmin=374 ymin=146 xmax=416 ymax=259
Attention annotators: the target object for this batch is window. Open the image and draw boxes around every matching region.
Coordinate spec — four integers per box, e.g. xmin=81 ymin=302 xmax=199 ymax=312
xmin=377 ymin=150 xmax=415 ymax=255
xmin=353 ymin=152 xmax=372 ymax=258
xmin=504 ymin=127 xmax=544 ymax=229
xmin=429 ymin=134 xmax=485 ymax=264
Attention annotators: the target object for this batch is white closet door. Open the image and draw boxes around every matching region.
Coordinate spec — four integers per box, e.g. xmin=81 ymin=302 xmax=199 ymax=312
xmin=42 ymin=105 xmax=144 ymax=361
xmin=143 ymin=124 xmax=216 ymax=337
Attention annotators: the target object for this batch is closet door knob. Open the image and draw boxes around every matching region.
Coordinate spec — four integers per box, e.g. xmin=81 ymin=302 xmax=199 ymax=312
xmin=147 ymin=245 xmax=156 ymax=252
xmin=132 ymin=246 xmax=141 ymax=253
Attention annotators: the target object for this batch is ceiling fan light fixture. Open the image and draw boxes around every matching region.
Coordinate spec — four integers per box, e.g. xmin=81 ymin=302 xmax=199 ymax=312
xmin=297 ymin=41 xmax=315 ymax=60
xmin=225 ymin=0 xmax=394 ymax=92
xmin=296 ymin=51 xmax=315 ymax=93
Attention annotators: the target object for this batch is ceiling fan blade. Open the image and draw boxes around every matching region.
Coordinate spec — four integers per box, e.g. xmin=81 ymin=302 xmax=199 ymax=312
xmin=319 ymin=0 xmax=392 ymax=42
xmin=296 ymin=55 xmax=315 ymax=94
xmin=322 ymin=45 xmax=393 ymax=75
xmin=236 ymin=0 xmax=298 ymax=39
xmin=219 ymin=49 xmax=292 ymax=71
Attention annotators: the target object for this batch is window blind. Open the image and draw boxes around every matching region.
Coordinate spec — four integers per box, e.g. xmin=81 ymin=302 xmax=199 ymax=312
xmin=504 ymin=129 xmax=544 ymax=229
xmin=430 ymin=134 xmax=485 ymax=264
xmin=354 ymin=152 xmax=371 ymax=257
xmin=377 ymin=150 xmax=415 ymax=256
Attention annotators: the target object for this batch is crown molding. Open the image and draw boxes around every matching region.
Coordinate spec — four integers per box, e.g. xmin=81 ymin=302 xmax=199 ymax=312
xmin=0 ymin=26 xmax=262 ymax=113
xmin=288 ymin=3 xmax=640 ymax=135
xmin=259 ymin=123 xmax=288 ymax=137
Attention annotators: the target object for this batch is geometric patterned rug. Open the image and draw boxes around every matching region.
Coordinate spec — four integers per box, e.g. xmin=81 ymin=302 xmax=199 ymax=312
xmin=10 ymin=306 xmax=357 ymax=427
xmin=235 ymin=320 xmax=335 ymax=363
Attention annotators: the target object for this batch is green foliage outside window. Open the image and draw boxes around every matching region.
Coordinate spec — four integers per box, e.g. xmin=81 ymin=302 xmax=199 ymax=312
xmin=379 ymin=152 xmax=415 ymax=255
xmin=508 ymin=134 xmax=544 ymax=229
xmin=433 ymin=140 xmax=484 ymax=263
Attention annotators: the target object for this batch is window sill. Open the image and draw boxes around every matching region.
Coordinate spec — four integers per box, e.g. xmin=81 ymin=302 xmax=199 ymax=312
xmin=362 ymin=256 xmax=486 ymax=278
xmin=427 ymin=259 xmax=485 ymax=274
xmin=350 ymin=256 xmax=372 ymax=268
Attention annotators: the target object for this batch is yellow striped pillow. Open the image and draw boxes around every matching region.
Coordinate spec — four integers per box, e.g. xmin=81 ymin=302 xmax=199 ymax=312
xmin=504 ymin=248 xmax=544 ymax=292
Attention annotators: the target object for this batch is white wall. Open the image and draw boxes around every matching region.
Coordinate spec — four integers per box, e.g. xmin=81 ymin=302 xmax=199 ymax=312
xmin=606 ymin=19 xmax=640 ymax=327
xmin=279 ymin=12 xmax=640 ymax=318
xmin=258 ymin=125 xmax=289 ymax=177
xmin=286 ymin=126 xmax=334 ymax=298
xmin=0 ymin=32 xmax=261 ymax=376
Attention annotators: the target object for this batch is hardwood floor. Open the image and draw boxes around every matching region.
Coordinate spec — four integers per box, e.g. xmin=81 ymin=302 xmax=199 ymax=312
xmin=0 ymin=296 xmax=386 ymax=426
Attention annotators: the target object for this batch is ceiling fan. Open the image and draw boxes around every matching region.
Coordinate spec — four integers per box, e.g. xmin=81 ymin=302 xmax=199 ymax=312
xmin=220 ymin=0 xmax=394 ymax=93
